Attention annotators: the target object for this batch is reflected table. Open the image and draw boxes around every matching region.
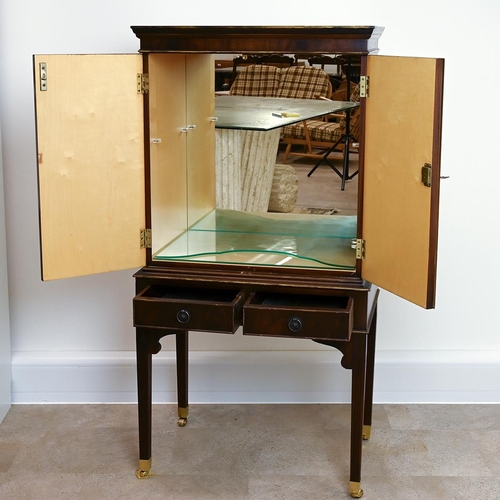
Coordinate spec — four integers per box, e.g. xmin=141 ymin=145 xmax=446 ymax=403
xmin=215 ymin=96 xmax=358 ymax=212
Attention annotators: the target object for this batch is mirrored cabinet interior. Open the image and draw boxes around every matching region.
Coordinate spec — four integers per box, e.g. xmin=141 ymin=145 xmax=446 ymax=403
xmin=33 ymin=26 xmax=444 ymax=498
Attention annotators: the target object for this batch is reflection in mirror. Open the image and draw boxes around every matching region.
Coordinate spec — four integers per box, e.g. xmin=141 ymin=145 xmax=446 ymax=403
xmin=152 ymin=53 xmax=359 ymax=271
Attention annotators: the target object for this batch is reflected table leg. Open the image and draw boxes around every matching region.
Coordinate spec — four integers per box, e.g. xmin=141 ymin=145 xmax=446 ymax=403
xmin=216 ymin=128 xmax=281 ymax=212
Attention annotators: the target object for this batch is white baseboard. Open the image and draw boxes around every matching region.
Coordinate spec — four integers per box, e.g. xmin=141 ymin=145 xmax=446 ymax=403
xmin=11 ymin=350 xmax=500 ymax=404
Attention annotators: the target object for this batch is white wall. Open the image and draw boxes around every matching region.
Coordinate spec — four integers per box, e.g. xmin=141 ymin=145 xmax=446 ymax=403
xmin=0 ymin=121 xmax=12 ymax=419
xmin=1 ymin=0 xmax=500 ymax=403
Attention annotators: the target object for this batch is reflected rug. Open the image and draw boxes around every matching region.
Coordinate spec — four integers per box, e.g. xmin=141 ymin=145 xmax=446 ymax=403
xmin=291 ymin=207 xmax=340 ymax=215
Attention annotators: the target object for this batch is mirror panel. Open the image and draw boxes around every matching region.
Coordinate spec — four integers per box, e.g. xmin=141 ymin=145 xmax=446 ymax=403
xmin=150 ymin=53 xmax=359 ymax=270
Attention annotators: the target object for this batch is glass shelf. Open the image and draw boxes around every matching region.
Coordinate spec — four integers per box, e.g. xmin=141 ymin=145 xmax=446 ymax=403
xmin=215 ymin=95 xmax=359 ymax=131
xmin=154 ymin=209 xmax=357 ymax=270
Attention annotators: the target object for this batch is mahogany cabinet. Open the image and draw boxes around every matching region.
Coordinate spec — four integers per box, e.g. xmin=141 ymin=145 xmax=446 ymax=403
xmin=33 ymin=26 xmax=444 ymax=498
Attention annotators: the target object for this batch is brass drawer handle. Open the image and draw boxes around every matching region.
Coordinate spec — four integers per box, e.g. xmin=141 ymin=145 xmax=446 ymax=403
xmin=176 ymin=309 xmax=191 ymax=324
xmin=288 ymin=317 xmax=303 ymax=333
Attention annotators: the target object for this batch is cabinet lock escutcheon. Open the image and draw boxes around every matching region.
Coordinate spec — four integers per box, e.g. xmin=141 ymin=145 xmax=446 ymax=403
xmin=422 ymin=163 xmax=432 ymax=187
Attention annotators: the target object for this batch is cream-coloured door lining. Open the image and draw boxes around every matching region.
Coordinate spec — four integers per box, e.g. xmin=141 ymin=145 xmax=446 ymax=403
xmin=34 ymin=54 xmax=145 ymax=280
xmin=362 ymin=55 xmax=441 ymax=308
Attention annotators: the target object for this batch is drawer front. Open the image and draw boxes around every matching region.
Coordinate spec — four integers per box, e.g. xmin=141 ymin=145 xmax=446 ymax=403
xmin=243 ymin=292 xmax=353 ymax=341
xmin=134 ymin=286 xmax=244 ymax=333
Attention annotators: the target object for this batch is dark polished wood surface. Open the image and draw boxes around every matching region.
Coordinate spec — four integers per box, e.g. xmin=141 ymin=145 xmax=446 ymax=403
xmin=131 ymin=26 xmax=384 ymax=55
xmin=427 ymin=58 xmax=445 ymax=309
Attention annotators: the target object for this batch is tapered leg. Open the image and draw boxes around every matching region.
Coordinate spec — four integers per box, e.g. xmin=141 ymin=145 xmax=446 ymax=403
xmin=136 ymin=327 xmax=168 ymax=478
xmin=363 ymin=308 xmax=377 ymax=441
xmin=349 ymin=331 xmax=368 ymax=498
xmin=176 ymin=331 xmax=189 ymax=427
xmin=136 ymin=328 xmax=153 ymax=478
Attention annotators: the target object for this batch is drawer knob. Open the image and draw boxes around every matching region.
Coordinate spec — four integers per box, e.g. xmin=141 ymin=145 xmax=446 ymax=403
xmin=288 ymin=317 xmax=303 ymax=333
xmin=176 ymin=309 xmax=191 ymax=324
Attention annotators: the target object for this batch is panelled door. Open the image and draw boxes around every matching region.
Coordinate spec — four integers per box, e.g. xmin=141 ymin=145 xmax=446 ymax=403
xmin=33 ymin=54 xmax=146 ymax=280
xmin=361 ymin=55 xmax=444 ymax=308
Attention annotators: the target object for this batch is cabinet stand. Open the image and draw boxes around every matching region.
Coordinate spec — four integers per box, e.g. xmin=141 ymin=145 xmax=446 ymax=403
xmin=135 ymin=304 xmax=377 ymax=498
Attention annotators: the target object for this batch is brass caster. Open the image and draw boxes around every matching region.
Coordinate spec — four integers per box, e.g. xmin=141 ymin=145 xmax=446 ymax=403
xmin=136 ymin=469 xmax=152 ymax=479
xmin=362 ymin=425 xmax=372 ymax=440
xmin=136 ymin=459 xmax=152 ymax=479
xmin=177 ymin=406 xmax=189 ymax=427
xmin=349 ymin=481 xmax=363 ymax=498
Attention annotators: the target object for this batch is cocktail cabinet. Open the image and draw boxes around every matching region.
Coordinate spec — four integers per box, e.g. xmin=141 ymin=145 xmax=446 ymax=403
xmin=33 ymin=26 xmax=444 ymax=498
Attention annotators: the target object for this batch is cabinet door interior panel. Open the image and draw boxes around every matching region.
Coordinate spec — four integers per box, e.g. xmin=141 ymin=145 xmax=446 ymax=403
xmin=148 ymin=54 xmax=188 ymax=255
xmin=186 ymin=54 xmax=216 ymax=228
xmin=34 ymin=54 xmax=146 ymax=280
xmin=362 ymin=55 xmax=443 ymax=308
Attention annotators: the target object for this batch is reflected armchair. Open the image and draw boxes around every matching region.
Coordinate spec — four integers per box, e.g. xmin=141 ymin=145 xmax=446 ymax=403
xmin=229 ymin=64 xmax=282 ymax=97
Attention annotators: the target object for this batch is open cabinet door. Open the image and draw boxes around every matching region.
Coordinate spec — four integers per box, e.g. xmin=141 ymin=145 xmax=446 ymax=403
xmin=34 ymin=55 xmax=146 ymax=280
xmin=361 ymin=55 xmax=444 ymax=308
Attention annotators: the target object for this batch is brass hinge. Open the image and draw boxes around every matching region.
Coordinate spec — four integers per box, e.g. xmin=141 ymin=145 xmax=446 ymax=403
xmin=140 ymin=229 xmax=152 ymax=249
xmin=421 ymin=163 xmax=432 ymax=187
xmin=137 ymin=73 xmax=149 ymax=94
xmin=39 ymin=62 xmax=48 ymax=91
xmin=359 ymin=76 xmax=369 ymax=98
xmin=352 ymin=238 xmax=365 ymax=260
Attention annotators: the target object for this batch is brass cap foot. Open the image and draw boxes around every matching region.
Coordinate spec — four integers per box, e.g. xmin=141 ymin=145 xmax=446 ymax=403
xmin=178 ymin=406 xmax=189 ymax=419
xmin=349 ymin=481 xmax=363 ymax=498
xmin=136 ymin=458 xmax=152 ymax=479
xmin=178 ymin=406 xmax=189 ymax=427
xmin=362 ymin=425 xmax=372 ymax=440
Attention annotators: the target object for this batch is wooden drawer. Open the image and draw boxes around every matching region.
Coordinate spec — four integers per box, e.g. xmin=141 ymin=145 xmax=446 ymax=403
xmin=243 ymin=292 xmax=353 ymax=341
xmin=133 ymin=285 xmax=244 ymax=333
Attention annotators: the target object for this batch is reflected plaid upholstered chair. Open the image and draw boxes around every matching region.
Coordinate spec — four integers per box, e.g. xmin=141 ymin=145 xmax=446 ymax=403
xmin=276 ymin=65 xmax=332 ymax=100
xmin=229 ymin=64 xmax=282 ymax=97
xmin=230 ymin=64 xmax=332 ymax=99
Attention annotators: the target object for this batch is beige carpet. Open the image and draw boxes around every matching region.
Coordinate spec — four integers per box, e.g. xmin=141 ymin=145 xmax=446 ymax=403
xmin=1 ymin=404 xmax=500 ymax=499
